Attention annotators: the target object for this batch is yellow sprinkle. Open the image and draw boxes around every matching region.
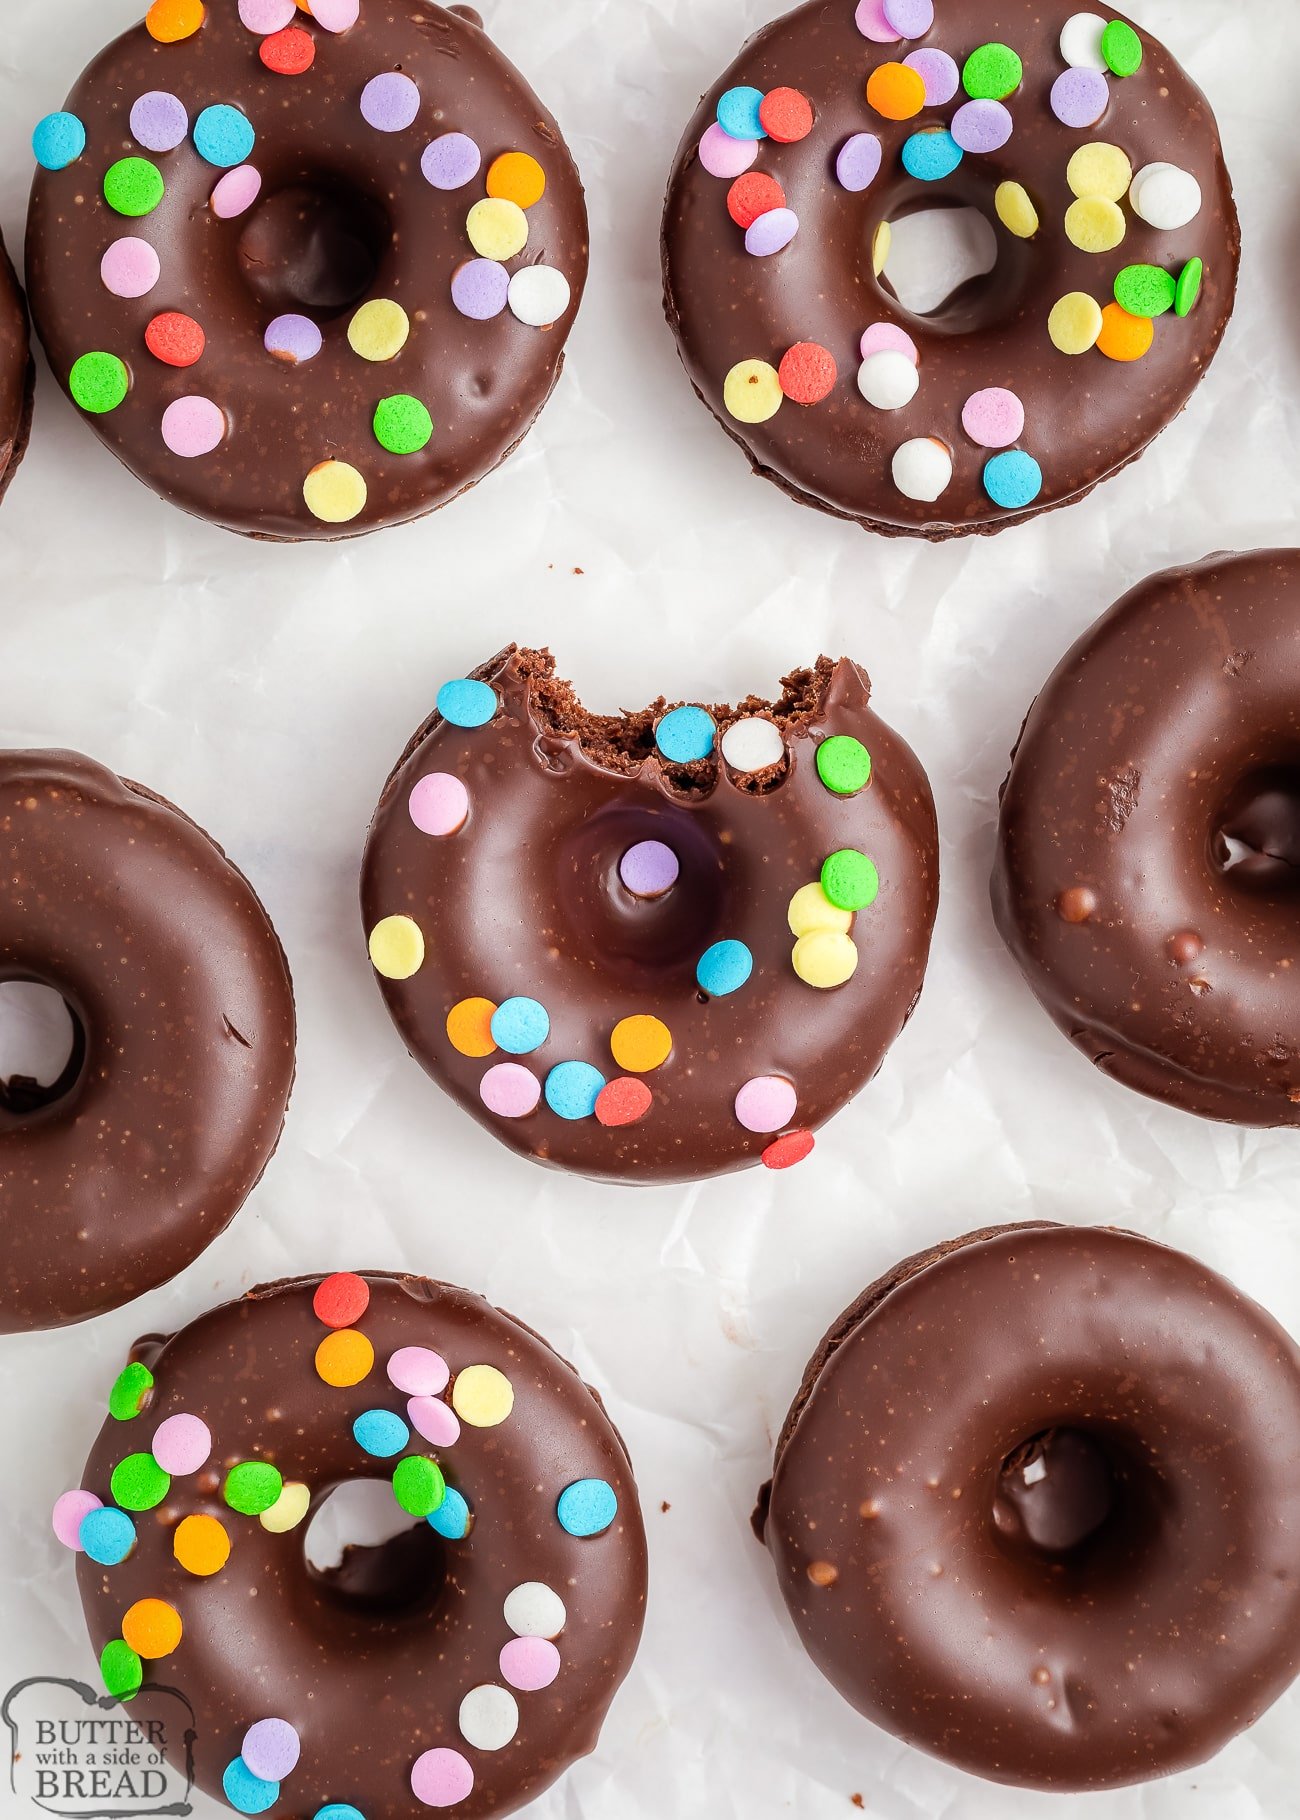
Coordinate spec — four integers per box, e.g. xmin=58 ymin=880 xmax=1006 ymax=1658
xmin=994 ymin=181 xmax=1038 ymax=239
xmin=347 ymin=298 xmax=410 ymax=363
xmin=1064 ymin=197 xmax=1126 ymax=255
xmin=315 ymin=1328 xmax=375 ymax=1387
xmin=260 ymin=1481 xmax=311 ymax=1534
xmin=1066 ymin=143 xmax=1133 ymax=204
xmin=303 ymin=459 xmax=367 ymax=524
xmin=610 ymin=1014 xmax=673 ymax=1073
xmin=1048 ymin=292 xmax=1104 ymax=355
xmin=486 ymin=151 xmax=546 ymax=210
xmin=792 ymin=930 xmax=859 ymax=989
xmin=466 ymin=198 xmax=529 ymax=262
xmin=452 ymin=1364 xmax=515 ymax=1428
xmin=173 ymin=1513 xmax=230 ymax=1577
xmin=723 ymin=359 xmax=782 ymax=425
xmin=872 ymin=219 xmax=892 ymax=275
xmin=788 ymin=882 xmax=852 ymax=939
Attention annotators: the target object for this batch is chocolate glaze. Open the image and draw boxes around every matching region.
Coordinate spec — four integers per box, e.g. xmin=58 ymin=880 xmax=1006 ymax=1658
xmin=75 ymin=1271 xmax=648 ymax=1819
xmin=0 ymin=752 xmax=295 ymax=1331
xmin=360 ymin=647 xmax=938 ymax=1182
xmin=757 ymin=1222 xmax=1300 ymax=1790
xmin=662 ymin=0 xmax=1238 ymax=537
xmin=26 ymin=1 xmax=588 ymax=541
xmin=0 ymin=231 xmax=34 ymax=505
xmin=992 ymin=551 xmax=1300 ymax=1125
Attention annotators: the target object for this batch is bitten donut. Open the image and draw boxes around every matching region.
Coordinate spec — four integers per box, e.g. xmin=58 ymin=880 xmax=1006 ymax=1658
xmin=25 ymin=0 xmax=587 ymax=540
xmin=0 ymin=751 xmax=295 ymax=1331
xmin=756 ymin=1223 xmax=1300 ymax=1790
xmin=0 ymin=230 xmax=33 ymax=504
xmin=57 ymin=1270 xmax=648 ymax=1819
xmin=662 ymin=1 xmax=1238 ymax=536
xmin=993 ymin=551 xmax=1300 ymax=1125
xmin=360 ymin=647 xmax=938 ymax=1183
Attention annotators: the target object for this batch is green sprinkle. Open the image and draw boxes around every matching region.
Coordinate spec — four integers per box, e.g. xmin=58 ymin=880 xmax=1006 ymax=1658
xmin=1101 ymin=20 xmax=1143 ymax=77
xmin=962 ymin=43 xmax=1023 ymax=101
xmin=821 ymin=849 xmax=880 ymax=912
xmin=100 ymin=1639 xmax=142 ymax=1702
xmin=1175 ymin=257 xmax=1203 ymax=318
xmin=224 ymin=1460 xmax=283 ymax=1516
xmin=392 ymin=1455 xmax=447 ymax=1518
xmin=110 ymin=1453 xmax=170 ymax=1512
xmin=69 ymin=352 xmax=129 ymax=415
xmin=1114 ymin=265 xmax=1176 ymax=319
xmin=374 ymin=394 xmax=434 ymax=455
xmin=108 ymin=1361 xmax=155 ymax=1422
xmin=103 ymin=156 xmax=164 ymax=218
xmin=815 ymin=735 xmax=872 ymax=797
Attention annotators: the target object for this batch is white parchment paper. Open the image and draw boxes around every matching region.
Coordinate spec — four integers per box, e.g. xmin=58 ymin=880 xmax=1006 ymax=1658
xmin=3 ymin=0 xmax=1300 ymax=1814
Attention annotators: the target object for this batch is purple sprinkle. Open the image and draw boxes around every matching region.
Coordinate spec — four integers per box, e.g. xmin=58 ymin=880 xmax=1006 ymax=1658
xmin=1050 ymin=67 xmax=1109 ymax=130
xmin=264 ymin=313 xmax=323 ymax=364
xmin=950 ymin=99 xmax=1013 ymax=154
xmin=421 ymin=131 xmax=481 ymax=191
xmin=241 ymin=1720 xmax=300 ymax=1784
xmin=130 ymin=91 xmax=188 ymax=154
xmin=835 ymin=132 xmax=883 ymax=192
xmin=882 ymin=0 xmax=934 ymax=35
xmin=360 ymin=71 xmax=421 ymax=134
xmin=451 ymin=258 xmax=509 ymax=320
xmin=903 ymin=48 xmax=959 ymax=106
xmin=745 ymin=207 xmax=798 ymax=257
xmin=619 ymin=841 xmax=680 ymax=898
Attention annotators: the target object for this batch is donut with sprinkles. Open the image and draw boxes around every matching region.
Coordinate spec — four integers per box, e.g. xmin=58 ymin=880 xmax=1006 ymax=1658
xmin=360 ymin=647 xmax=939 ymax=1183
xmin=662 ymin=2 xmax=1239 ymax=536
xmin=61 ymin=1271 xmax=647 ymax=1817
xmin=25 ymin=1 xmax=588 ymax=540
xmin=0 ymin=230 xmax=33 ymax=505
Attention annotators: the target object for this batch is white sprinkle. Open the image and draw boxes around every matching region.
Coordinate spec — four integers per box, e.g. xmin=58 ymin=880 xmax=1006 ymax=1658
xmin=503 ymin=1581 xmax=567 ymax=1639
xmin=720 ymin=717 xmax=785 ymax=774
xmin=1059 ymin=12 xmax=1108 ymax=70
xmin=459 ymin=1684 xmax=520 ymax=1752
xmin=857 ymin=349 xmax=920 ymax=411
xmin=892 ymin=438 xmax=952 ymax=502
xmin=507 ymin=265 xmax=572 ymax=328
xmin=1129 ymin=163 xmax=1202 ymax=231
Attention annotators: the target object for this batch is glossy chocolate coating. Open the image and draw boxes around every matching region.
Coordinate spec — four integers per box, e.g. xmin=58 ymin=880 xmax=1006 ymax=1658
xmin=360 ymin=647 xmax=938 ymax=1183
xmin=26 ymin=1 xmax=588 ymax=541
xmin=0 ymin=231 xmax=34 ymax=505
xmin=662 ymin=0 xmax=1238 ymax=536
xmin=757 ymin=1223 xmax=1300 ymax=1789
xmin=993 ymin=551 xmax=1300 ymax=1125
xmin=0 ymin=751 xmax=295 ymax=1331
xmin=75 ymin=1272 xmax=649 ymax=1819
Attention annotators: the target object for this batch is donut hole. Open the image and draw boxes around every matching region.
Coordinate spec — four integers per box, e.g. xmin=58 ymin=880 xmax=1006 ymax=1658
xmin=1212 ymin=764 xmax=1300 ymax=895
xmin=0 ymin=979 xmax=86 ymax=1119
xmin=874 ymin=187 xmax=1031 ymax=335
xmin=237 ymin=180 xmax=390 ymax=319
xmin=303 ymin=1479 xmax=448 ymax=1624
xmin=553 ymin=803 xmax=731 ymax=973
xmin=991 ymin=1427 xmax=1159 ymax=1573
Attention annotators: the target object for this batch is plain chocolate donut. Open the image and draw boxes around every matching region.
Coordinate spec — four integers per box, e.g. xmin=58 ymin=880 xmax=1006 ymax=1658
xmin=993 ymin=551 xmax=1300 ymax=1125
xmin=0 ymin=751 xmax=295 ymax=1331
xmin=756 ymin=1222 xmax=1300 ymax=1789
xmin=0 ymin=230 xmax=33 ymax=505
xmin=66 ymin=1270 xmax=648 ymax=1820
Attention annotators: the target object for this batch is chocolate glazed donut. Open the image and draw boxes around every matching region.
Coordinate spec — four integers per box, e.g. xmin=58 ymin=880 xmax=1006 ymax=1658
xmin=0 ymin=230 xmax=34 ymax=504
xmin=756 ymin=1223 xmax=1300 ymax=1790
xmin=662 ymin=0 xmax=1238 ymax=536
xmin=0 ymin=752 xmax=295 ymax=1331
xmin=26 ymin=0 xmax=588 ymax=540
xmin=68 ymin=1271 xmax=648 ymax=1820
xmin=993 ymin=551 xmax=1300 ymax=1125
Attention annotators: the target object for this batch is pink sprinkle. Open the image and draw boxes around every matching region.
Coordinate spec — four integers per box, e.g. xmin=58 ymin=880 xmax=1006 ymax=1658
xmin=860 ymin=322 xmax=919 ymax=365
xmin=238 ymin=0 xmax=296 ymax=29
xmin=499 ymin=1637 xmax=561 ymax=1692
xmin=161 ymin=396 xmax=225 ymax=459
xmin=411 ymin=1748 xmax=474 ymax=1808
xmin=53 ymin=1490 xmax=102 ymax=1551
xmin=100 ymin=237 xmax=160 ymax=300
xmin=734 ymin=1076 xmax=798 ymax=1134
xmin=408 ymin=1396 xmax=461 ymax=1447
xmin=698 ymin=122 xmax=758 ymax=180
xmin=211 ymin=165 xmax=262 ymax=219
xmin=855 ymin=0 xmax=901 ymax=41
xmin=307 ymin=0 xmax=360 ymax=28
xmin=479 ymin=1063 xmax=540 ymax=1119
xmin=151 ymin=1413 xmax=212 ymax=1475
xmin=904 ymin=48 xmax=960 ymax=106
xmin=962 ymin=386 xmax=1025 ymax=449
xmin=408 ymin=773 xmax=469 ymax=838
xmin=388 ymin=1346 xmax=450 ymax=1396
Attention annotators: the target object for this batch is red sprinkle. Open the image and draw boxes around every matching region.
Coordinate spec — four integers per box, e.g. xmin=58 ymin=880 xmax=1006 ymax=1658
xmin=313 ymin=1272 xmax=370 ymax=1329
xmin=761 ymin=1129 xmax=815 ymax=1170
xmin=260 ymin=25 xmax=316 ymax=75
xmin=595 ymin=1077 xmax=653 ymax=1128
xmin=779 ymin=342 xmax=838 ymax=405
xmin=144 ymin=312 xmax=205 ymax=368
xmin=727 ymin=172 xmax=786 ymax=230
xmin=759 ymin=87 xmax=814 ymax=143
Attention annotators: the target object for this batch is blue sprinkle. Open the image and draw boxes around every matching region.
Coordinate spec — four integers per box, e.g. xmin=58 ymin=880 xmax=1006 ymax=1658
xmin=900 ymin=128 xmax=964 ymax=183
xmin=315 ymin=1809 xmax=367 ymax=1820
xmin=490 ymin=996 xmax=550 ymax=1055
xmin=427 ymin=1485 xmax=471 ymax=1540
xmin=222 ymin=1758 xmax=280 ymax=1816
xmin=79 ymin=1506 xmax=136 ymax=1566
xmin=716 ymin=85 xmax=766 ymax=140
xmin=545 ymin=1061 xmax=606 ymax=1121
xmin=655 ymin=705 xmax=716 ymax=765
xmin=557 ymin=1478 xmax=618 ymax=1537
xmin=436 ymin=677 xmax=497 ymax=728
xmin=696 ymin=939 xmax=753 ymax=998
xmin=32 ymin=111 xmax=86 ymax=171
xmin=193 ymin=104 xmax=256 ymax=169
xmin=352 ymin=1408 xmax=410 ymax=1458
xmin=983 ymin=450 xmax=1043 ymax=510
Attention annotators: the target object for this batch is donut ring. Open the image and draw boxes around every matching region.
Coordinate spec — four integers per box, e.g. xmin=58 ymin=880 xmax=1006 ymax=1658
xmin=63 ymin=1270 xmax=648 ymax=1819
xmin=662 ymin=0 xmax=1238 ymax=536
xmin=993 ymin=552 xmax=1300 ymax=1125
xmin=0 ymin=231 xmax=33 ymax=505
xmin=360 ymin=647 xmax=938 ymax=1183
xmin=25 ymin=1 xmax=588 ymax=540
xmin=0 ymin=751 xmax=295 ymax=1331
xmin=757 ymin=1222 xmax=1300 ymax=1789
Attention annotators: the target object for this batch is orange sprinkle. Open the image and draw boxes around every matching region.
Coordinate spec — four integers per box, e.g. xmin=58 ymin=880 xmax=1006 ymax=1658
xmin=486 ymin=152 xmax=546 ymax=210
xmin=145 ymin=0 xmax=205 ymax=41
xmin=610 ymin=1014 xmax=672 ymax=1074
xmin=121 ymin=1598 xmax=182 ymax=1659
xmin=866 ymin=62 xmax=927 ymax=121
xmin=1096 ymin=302 xmax=1154 ymax=363
xmin=446 ymin=997 xmax=498 ymax=1058
xmin=315 ymin=1328 xmax=375 ymax=1387
xmin=173 ymin=1514 xmax=230 ymax=1578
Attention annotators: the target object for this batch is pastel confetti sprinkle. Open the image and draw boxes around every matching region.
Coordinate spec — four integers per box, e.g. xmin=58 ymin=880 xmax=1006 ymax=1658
xmin=151 ymin=1413 xmax=211 ymax=1475
xmin=500 ymin=1637 xmax=561 ymax=1692
xmin=145 ymin=0 xmax=204 ymax=40
xmin=723 ymin=359 xmax=782 ymax=424
xmin=717 ymin=86 xmax=766 ymax=140
xmin=173 ymin=1511 xmax=231 ymax=1573
xmin=308 ymin=0 xmax=360 ymax=27
xmin=303 ymin=459 xmax=367 ymax=523
xmin=1066 ymin=142 xmax=1132 ymax=202
xmin=1130 ymin=163 xmax=1201 ymax=230
xmin=901 ymin=129 xmax=963 ymax=183
xmin=437 ymin=677 xmax=497 ymax=726
xmin=1048 ymin=291 xmax=1103 ymax=354
xmin=763 ymin=1129 xmax=815 ymax=1170
xmin=721 ymin=717 xmax=784 ymax=772
xmin=409 ymin=1395 xmax=461 ymax=1448
xmin=557 ymin=1478 xmax=618 ymax=1536
xmin=961 ymin=386 xmax=1024 ymax=449
xmin=1175 ymin=258 xmax=1203 ymax=318
xmin=260 ymin=26 xmax=315 ymax=74
xmin=130 ymin=92 xmax=188 ymax=153
xmin=411 ymin=1749 xmax=474 ymax=1809
xmin=655 ymin=705 xmax=716 ymax=764
xmin=242 ymin=1719 xmax=300 ymax=1782
xmin=80 ymin=1506 xmax=137 ymax=1565
xmin=1101 ymin=19 xmax=1142 ymax=76
xmin=100 ymin=237 xmax=159 ymax=300
xmin=110 ymin=1454 xmax=170 ymax=1511
xmin=100 ymin=1640 xmax=143 ymax=1701
xmin=388 ymin=1346 xmax=450 ymax=1396
xmin=545 ymin=1060 xmax=607 ymax=1121
xmin=872 ymin=221 xmax=892 ymax=275
xmin=224 ymin=1461 xmax=283 ymax=1516
xmin=409 ymin=773 xmax=468 ymax=836
xmin=610 ymin=1015 xmax=672 ymax=1074
xmin=491 ymin=996 xmax=550 ymax=1054
xmin=620 ymin=840 xmax=679 ymax=897
xmin=835 ymin=132 xmax=883 ymax=193
xmin=893 ymin=438 xmax=952 ymax=502
xmin=995 ymin=181 xmax=1038 ymax=238
xmin=353 ymin=1408 xmax=410 ymax=1458
xmin=792 ymin=929 xmax=859 ymax=988
xmin=487 ymin=151 xmax=546 ymax=209
xmin=104 ymin=158 xmax=164 ymax=218
xmin=428 ymin=1485 xmax=472 ymax=1539
xmin=1065 ymin=197 xmax=1125 ymax=254
xmin=53 ymin=1489 xmax=102 ymax=1550
xmin=451 ymin=258 xmax=509 ymax=320
xmin=745 ymin=208 xmax=799 ymax=257
xmin=264 ymin=313 xmax=322 ymax=363
xmin=32 ymin=112 xmax=87 ymax=171
xmin=161 ymin=395 xmax=225 ymax=458
xmin=983 ymin=449 xmax=1044 ymax=509
xmin=1114 ymin=264 xmax=1176 ymax=319
xmin=728 ymin=173 xmax=785 ymax=230
xmin=815 ymin=735 xmax=872 ymax=796
xmin=904 ymin=48 xmax=959 ymax=105
xmin=422 ymin=133 xmax=482 ymax=190
xmin=860 ymin=322 xmax=918 ymax=364
xmin=211 ymin=164 xmax=262 ymax=219
xmin=314 ymin=1272 xmax=370 ymax=1328
xmin=504 ymin=1581 xmax=566 ymax=1637
xmin=821 ymin=849 xmax=880 ymax=911
xmin=758 ymin=87 xmax=813 ymax=143
xmin=361 ymin=72 xmax=421 ymax=133
xmin=867 ymin=62 xmax=926 ymax=121
xmin=259 ymin=1484 xmax=310 ymax=1534
xmin=368 ymin=914 xmax=424 ymax=980
xmin=1050 ymin=68 xmax=1108 ymax=129
xmin=316 ymin=1329 xmax=375 ymax=1388
xmin=1060 ymin=12 xmax=1107 ymax=69
xmin=393 ymin=1455 xmax=446 ymax=1516
xmin=778 ymin=342 xmax=837 ymax=404
xmin=855 ymin=0 xmax=901 ymax=41
xmin=696 ymin=940 xmax=753 ymax=997
xmin=507 ymin=265 xmax=571 ymax=328
xmin=951 ymin=100 xmax=1012 ymax=154
xmin=193 ymin=104 xmax=255 ymax=169
xmin=451 ymin=1364 xmax=515 ymax=1428
xmin=315 ymin=1809 xmax=366 ymax=1820
xmin=883 ymin=0 xmax=933 ymax=32
xmin=446 ymin=997 xmax=497 ymax=1058
xmin=348 ymin=298 xmax=410 ymax=362
xmin=735 ymin=1075 xmax=798 ymax=1134
xmin=459 ymin=1685 xmax=519 ymax=1752
xmin=699 ymin=122 xmax=758 ymax=179
xmin=1096 ymin=301 xmax=1154 ymax=361
xmin=467 ymin=198 xmax=528 ymax=261
xmin=479 ymin=1063 xmax=541 ymax=1118
xmin=595 ymin=1077 xmax=653 ymax=1127
xmin=858 ymin=349 xmax=919 ymax=410
xmin=222 ymin=1758 xmax=279 ymax=1816
xmin=122 ymin=1598 xmax=182 ymax=1659
xmin=962 ymin=42 xmax=1022 ymax=100
xmin=788 ymin=882 xmax=852 ymax=938
xmin=239 ymin=0 xmax=296 ymax=28
xmin=109 ymin=1362 xmax=155 ymax=1422
xmin=374 ymin=394 xmax=434 ymax=454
